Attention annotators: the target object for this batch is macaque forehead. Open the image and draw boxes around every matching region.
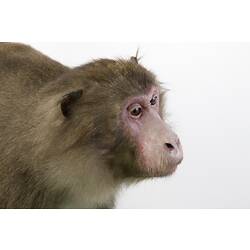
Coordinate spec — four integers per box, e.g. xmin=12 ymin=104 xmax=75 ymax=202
xmin=123 ymin=85 xmax=160 ymax=107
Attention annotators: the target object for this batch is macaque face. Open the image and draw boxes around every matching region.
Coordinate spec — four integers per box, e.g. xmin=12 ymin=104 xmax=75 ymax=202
xmin=121 ymin=85 xmax=183 ymax=177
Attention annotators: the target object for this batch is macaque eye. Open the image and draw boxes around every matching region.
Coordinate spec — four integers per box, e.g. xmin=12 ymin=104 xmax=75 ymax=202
xmin=128 ymin=104 xmax=143 ymax=118
xmin=150 ymin=95 xmax=158 ymax=105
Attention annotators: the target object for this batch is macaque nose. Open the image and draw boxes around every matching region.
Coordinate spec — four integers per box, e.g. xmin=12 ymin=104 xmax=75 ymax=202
xmin=164 ymin=138 xmax=183 ymax=165
xmin=165 ymin=143 xmax=175 ymax=151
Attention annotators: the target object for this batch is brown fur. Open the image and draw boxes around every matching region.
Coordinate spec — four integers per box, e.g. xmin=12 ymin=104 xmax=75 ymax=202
xmin=0 ymin=43 xmax=164 ymax=208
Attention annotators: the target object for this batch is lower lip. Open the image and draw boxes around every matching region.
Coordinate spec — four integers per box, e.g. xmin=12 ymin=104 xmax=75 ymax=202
xmin=168 ymin=164 xmax=178 ymax=174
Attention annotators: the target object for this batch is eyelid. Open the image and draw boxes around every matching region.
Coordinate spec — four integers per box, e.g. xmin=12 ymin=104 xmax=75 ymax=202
xmin=127 ymin=103 xmax=141 ymax=111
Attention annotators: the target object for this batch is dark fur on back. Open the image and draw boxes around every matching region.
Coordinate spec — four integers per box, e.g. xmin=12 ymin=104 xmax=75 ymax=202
xmin=0 ymin=43 xmax=161 ymax=208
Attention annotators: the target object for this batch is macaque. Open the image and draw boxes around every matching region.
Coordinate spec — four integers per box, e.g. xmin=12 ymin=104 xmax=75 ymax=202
xmin=0 ymin=43 xmax=183 ymax=208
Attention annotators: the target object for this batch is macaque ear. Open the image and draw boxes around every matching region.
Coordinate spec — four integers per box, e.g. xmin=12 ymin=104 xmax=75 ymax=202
xmin=60 ymin=89 xmax=83 ymax=117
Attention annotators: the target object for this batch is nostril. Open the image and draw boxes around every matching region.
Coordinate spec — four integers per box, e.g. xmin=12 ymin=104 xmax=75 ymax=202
xmin=165 ymin=143 xmax=175 ymax=151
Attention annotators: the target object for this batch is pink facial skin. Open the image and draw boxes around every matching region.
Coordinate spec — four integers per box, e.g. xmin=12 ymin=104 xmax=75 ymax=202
xmin=121 ymin=85 xmax=183 ymax=177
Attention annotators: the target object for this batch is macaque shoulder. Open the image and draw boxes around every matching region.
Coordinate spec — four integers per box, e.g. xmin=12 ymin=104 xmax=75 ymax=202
xmin=0 ymin=43 xmax=69 ymax=88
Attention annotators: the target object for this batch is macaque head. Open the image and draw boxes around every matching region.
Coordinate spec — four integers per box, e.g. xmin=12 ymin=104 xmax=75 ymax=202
xmin=119 ymin=84 xmax=183 ymax=178
xmin=56 ymin=57 xmax=183 ymax=180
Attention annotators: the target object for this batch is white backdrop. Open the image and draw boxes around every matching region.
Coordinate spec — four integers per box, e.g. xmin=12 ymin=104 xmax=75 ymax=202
xmin=30 ymin=43 xmax=250 ymax=208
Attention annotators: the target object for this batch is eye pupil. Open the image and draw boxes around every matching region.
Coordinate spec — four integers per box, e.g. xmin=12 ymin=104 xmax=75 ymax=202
xmin=131 ymin=107 xmax=142 ymax=116
xmin=150 ymin=95 xmax=157 ymax=105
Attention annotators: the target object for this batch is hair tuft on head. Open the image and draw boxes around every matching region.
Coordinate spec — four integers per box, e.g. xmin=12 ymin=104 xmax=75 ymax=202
xmin=130 ymin=47 xmax=142 ymax=64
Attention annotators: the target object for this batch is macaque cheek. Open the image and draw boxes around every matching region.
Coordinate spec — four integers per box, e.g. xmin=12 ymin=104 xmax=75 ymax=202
xmin=135 ymin=131 xmax=165 ymax=174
